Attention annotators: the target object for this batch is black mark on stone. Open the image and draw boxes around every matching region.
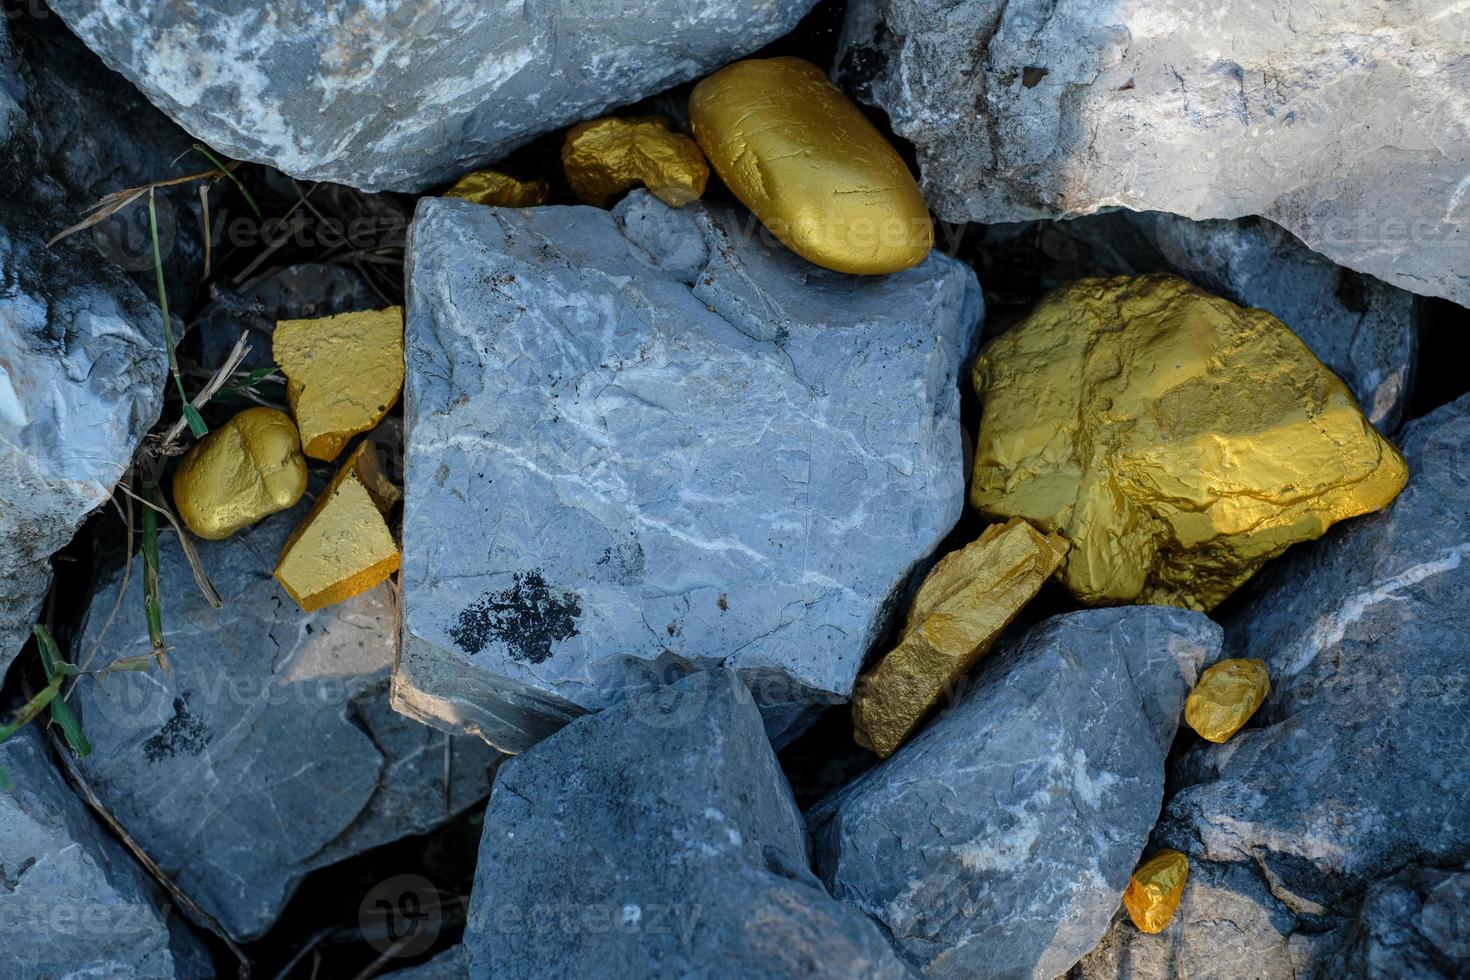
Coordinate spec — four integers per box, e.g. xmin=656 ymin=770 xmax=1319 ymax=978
xmin=143 ymin=694 xmax=212 ymax=762
xmin=1021 ymin=66 xmax=1049 ymax=88
xmin=717 ymin=594 xmax=729 ymax=612
xmin=450 ymin=571 xmax=581 ymax=664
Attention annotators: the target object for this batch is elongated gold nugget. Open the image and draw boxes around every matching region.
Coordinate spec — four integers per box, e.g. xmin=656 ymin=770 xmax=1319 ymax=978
xmin=172 ymin=407 xmax=307 ymax=540
xmin=1185 ymin=658 xmax=1270 ymax=743
xmin=1124 ymin=850 xmax=1190 ymax=934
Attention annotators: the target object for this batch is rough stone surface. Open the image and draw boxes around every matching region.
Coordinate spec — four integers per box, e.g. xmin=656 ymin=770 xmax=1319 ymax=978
xmin=809 ymin=607 xmax=1220 ymax=978
xmin=0 ymin=725 xmax=211 ymax=978
xmin=72 ymin=499 xmax=503 ymax=942
xmin=398 ymin=192 xmax=981 ymax=752
xmin=49 ymin=0 xmax=821 ymax=193
xmin=1074 ymin=393 xmax=1470 ymax=977
xmin=838 ymin=0 xmax=1470 ymax=305
xmin=466 ymin=669 xmax=913 ymax=979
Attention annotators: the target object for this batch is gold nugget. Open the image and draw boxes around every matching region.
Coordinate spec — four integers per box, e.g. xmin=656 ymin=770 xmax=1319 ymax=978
xmin=274 ymin=307 xmax=405 ymax=462
xmin=171 ymin=407 xmax=307 ymax=540
xmin=274 ymin=441 xmax=400 ymax=612
xmin=970 ymin=274 xmax=1409 ymax=611
xmin=562 ymin=116 xmax=709 ymax=209
xmin=689 ymin=57 xmax=932 ymax=275
xmin=444 ymin=169 xmax=550 ymax=208
xmin=1185 ymin=658 xmax=1270 ymax=743
xmin=1124 ymin=850 xmax=1190 ymax=934
xmin=851 ymin=518 xmax=1068 ymax=758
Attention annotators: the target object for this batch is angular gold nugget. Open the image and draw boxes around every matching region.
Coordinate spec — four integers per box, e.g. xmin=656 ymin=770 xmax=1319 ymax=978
xmin=1124 ymin=850 xmax=1190 ymax=934
xmin=274 ymin=441 xmax=400 ymax=612
xmin=851 ymin=518 xmax=1068 ymax=758
xmin=689 ymin=57 xmax=932 ymax=275
xmin=562 ymin=116 xmax=709 ymax=209
xmin=444 ymin=169 xmax=550 ymax=208
xmin=274 ymin=307 xmax=405 ymax=461
xmin=970 ymin=274 xmax=1409 ymax=611
xmin=171 ymin=407 xmax=307 ymax=540
xmin=1185 ymin=658 xmax=1270 ymax=743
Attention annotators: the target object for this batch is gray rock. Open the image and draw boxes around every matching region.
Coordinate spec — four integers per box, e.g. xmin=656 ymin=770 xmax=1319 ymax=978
xmin=72 ymin=499 xmax=503 ymax=941
xmin=1318 ymin=865 xmax=1470 ymax=979
xmin=398 ymin=192 xmax=981 ymax=753
xmin=0 ymin=725 xmax=211 ymax=978
xmin=465 ymin=668 xmax=913 ymax=979
xmin=809 ymin=607 xmax=1222 ymax=978
xmin=48 ymin=0 xmax=820 ymax=192
xmin=838 ymin=0 xmax=1470 ymax=305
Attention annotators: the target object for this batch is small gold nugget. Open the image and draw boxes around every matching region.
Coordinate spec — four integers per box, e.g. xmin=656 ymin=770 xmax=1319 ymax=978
xmin=171 ymin=407 xmax=307 ymax=540
xmin=851 ymin=518 xmax=1068 ymax=758
xmin=1185 ymin=658 xmax=1270 ymax=743
xmin=562 ymin=116 xmax=709 ymax=209
xmin=444 ymin=169 xmax=550 ymax=208
xmin=274 ymin=441 xmax=400 ymax=612
xmin=970 ymin=274 xmax=1409 ymax=611
xmin=689 ymin=57 xmax=932 ymax=275
xmin=1124 ymin=850 xmax=1190 ymax=934
xmin=274 ymin=307 xmax=405 ymax=461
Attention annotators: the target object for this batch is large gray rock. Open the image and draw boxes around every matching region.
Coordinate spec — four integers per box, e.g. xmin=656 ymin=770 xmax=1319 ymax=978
xmin=1075 ymin=392 xmax=1470 ymax=977
xmin=0 ymin=725 xmax=211 ymax=978
xmin=49 ymin=0 xmax=820 ymax=192
xmin=809 ymin=607 xmax=1221 ymax=978
xmin=466 ymin=668 xmax=913 ymax=979
xmin=72 ymin=500 xmax=503 ymax=941
xmin=398 ymin=192 xmax=981 ymax=753
xmin=838 ymin=0 xmax=1470 ymax=305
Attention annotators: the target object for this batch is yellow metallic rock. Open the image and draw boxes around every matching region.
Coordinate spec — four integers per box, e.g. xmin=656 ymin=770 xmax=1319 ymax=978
xmin=689 ymin=57 xmax=932 ymax=275
xmin=562 ymin=116 xmax=708 ymax=209
xmin=444 ymin=169 xmax=550 ymax=208
xmin=1185 ymin=658 xmax=1270 ymax=743
xmin=171 ymin=407 xmax=307 ymax=540
xmin=274 ymin=440 xmax=400 ymax=613
xmin=851 ymin=518 xmax=1068 ymax=758
xmin=970 ymin=274 xmax=1409 ymax=612
xmin=274 ymin=306 xmax=405 ymax=462
xmin=1124 ymin=850 xmax=1190 ymax=934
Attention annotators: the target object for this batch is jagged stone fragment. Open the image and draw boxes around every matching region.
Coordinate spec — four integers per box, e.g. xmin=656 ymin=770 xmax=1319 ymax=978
xmin=1124 ymin=850 xmax=1190 ymax=934
xmin=171 ymin=407 xmax=308 ymax=540
xmin=971 ymin=274 xmax=1408 ymax=611
xmin=690 ymin=57 xmax=932 ymax=275
xmin=562 ymin=116 xmax=707 ymax=209
xmin=444 ymin=169 xmax=549 ymax=209
xmin=1183 ymin=658 xmax=1269 ymax=743
xmin=275 ymin=306 xmax=404 ymax=461
xmin=851 ymin=517 xmax=1068 ymax=757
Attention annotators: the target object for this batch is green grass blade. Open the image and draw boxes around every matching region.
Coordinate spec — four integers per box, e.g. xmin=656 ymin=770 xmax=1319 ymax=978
xmin=192 ymin=143 xmax=264 ymax=220
xmin=0 ymin=673 xmax=64 ymax=743
xmin=0 ymin=764 xmax=11 ymax=791
xmin=148 ymin=189 xmax=188 ymax=409
xmin=181 ymin=404 xmax=208 ymax=438
xmin=141 ymin=490 xmax=168 ymax=670
xmin=32 ymin=625 xmax=91 ymax=758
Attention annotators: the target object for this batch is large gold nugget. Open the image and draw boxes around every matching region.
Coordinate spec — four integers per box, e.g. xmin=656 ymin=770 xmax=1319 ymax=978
xmin=444 ymin=169 xmax=550 ymax=208
xmin=1185 ymin=658 xmax=1270 ymax=743
xmin=970 ymin=274 xmax=1409 ymax=611
xmin=274 ymin=441 xmax=400 ymax=612
xmin=851 ymin=518 xmax=1068 ymax=758
xmin=171 ymin=407 xmax=307 ymax=540
xmin=1124 ymin=850 xmax=1190 ymax=934
xmin=689 ymin=57 xmax=932 ymax=275
xmin=562 ymin=116 xmax=709 ymax=209
xmin=274 ymin=307 xmax=405 ymax=461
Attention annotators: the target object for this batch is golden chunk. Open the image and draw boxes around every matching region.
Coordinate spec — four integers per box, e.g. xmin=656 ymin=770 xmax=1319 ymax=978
xmin=444 ymin=169 xmax=550 ymax=208
xmin=171 ymin=407 xmax=307 ymax=540
xmin=562 ymin=116 xmax=709 ymax=209
xmin=1124 ymin=850 xmax=1190 ymax=934
xmin=1185 ymin=658 xmax=1270 ymax=743
xmin=274 ymin=441 xmax=400 ymax=612
xmin=274 ymin=307 xmax=405 ymax=461
xmin=851 ymin=518 xmax=1069 ymax=758
xmin=689 ymin=57 xmax=932 ymax=275
xmin=970 ymin=274 xmax=1409 ymax=611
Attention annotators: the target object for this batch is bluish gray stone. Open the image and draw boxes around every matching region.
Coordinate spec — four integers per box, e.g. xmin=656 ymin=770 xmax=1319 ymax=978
xmin=48 ymin=0 xmax=820 ymax=192
xmin=397 ymin=192 xmax=981 ymax=753
xmin=809 ymin=607 xmax=1221 ymax=978
xmin=465 ymin=669 xmax=913 ymax=979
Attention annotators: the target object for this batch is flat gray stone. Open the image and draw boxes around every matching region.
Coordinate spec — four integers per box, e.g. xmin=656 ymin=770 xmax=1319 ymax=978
xmin=72 ymin=499 xmax=503 ymax=942
xmin=838 ymin=0 xmax=1470 ymax=305
xmin=49 ymin=0 xmax=819 ymax=192
xmin=0 ymin=725 xmax=211 ymax=978
xmin=809 ymin=607 xmax=1221 ymax=978
xmin=465 ymin=668 xmax=913 ymax=979
xmin=398 ymin=192 xmax=980 ymax=753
